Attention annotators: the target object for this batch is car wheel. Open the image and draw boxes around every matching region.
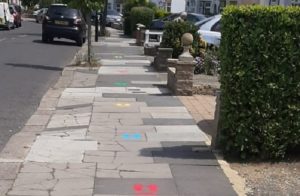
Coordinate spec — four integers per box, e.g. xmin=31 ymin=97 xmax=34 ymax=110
xmin=42 ymin=34 xmax=48 ymax=43
xmin=48 ymin=37 xmax=54 ymax=42
xmin=82 ymin=37 xmax=86 ymax=43
xmin=76 ymin=36 xmax=83 ymax=47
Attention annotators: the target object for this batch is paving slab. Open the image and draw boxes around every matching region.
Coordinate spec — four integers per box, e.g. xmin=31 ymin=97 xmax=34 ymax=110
xmin=25 ymin=114 xmax=51 ymax=126
xmin=143 ymin=118 xmax=196 ymax=125
xmin=47 ymin=113 xmax=91 ymax=128
xmin=152 ymin=150 xmax=218 ymax=166
xmin=98 ymin=87 xmax=170 ymax=95
xmin=102 ymin=94 xmax=183 ymax=107
xmin=94 ymin=46 xmax=143 ymax=55
xmin=8 ymin=162 xmax=96 ymax=196
xmin=96 ymin=75 xmax=164 ymax=88
xmin=94 ymin=178 xmax=178 ymax=195
xmin=70 ymin=71 xmax=98 ymax=87
xmin=0 ymin=132 xmax=38 ymax=160
xmin=25 ymin=129 xmax=97 ymax=163
xmin=171 ymin=165 xmax=237 ymax=196
xmin=0 ymin=180 xmax=14 ymax=196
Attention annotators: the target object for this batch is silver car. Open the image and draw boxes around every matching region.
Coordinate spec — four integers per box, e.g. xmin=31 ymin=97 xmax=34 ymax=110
xmin=106 ymin=10 xmax=122 ymax=26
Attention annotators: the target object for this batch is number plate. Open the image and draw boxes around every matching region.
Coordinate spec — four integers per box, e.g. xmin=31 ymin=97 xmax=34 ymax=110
xmin=54 ymin=20 xmax=68 ymax=25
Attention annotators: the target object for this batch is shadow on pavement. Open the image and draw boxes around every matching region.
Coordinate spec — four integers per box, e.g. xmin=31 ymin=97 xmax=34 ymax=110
xmin=33 ymin=39 xmax=78 ymax=47
xmin=197 ymin=119 xmax=215 ymax=139
xmin=139 ymin=142 xmax=218 ymax=165
xmin=5 ymin=63 xmax=63 ymax=71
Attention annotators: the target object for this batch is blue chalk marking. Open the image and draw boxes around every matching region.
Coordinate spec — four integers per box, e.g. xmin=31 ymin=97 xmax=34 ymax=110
xmin=121 ymin=133 xmax=142 ymax=140
xmin=132 ymin=133 xmax=142 ymax=140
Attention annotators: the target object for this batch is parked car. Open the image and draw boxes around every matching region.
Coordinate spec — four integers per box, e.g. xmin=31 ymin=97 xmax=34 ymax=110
xmin=196 ymin=14 xmax=221 ymax=47
xmin=106 ymin=9 xmax=122 ymax=26
xmin=36 ymin=8 xmax=47 ymax=23
xmin=42 ymin=4 xmax=87 ymax=46
xmin=0 ymin=2 xmax=14 ymax=30
xmin=9 ymin=4 xmax=21 ymax=27
xmin=149 ymin=12 xmax=206 ymax=30
xmin=33 ymin=8 xmax=42 ymax=17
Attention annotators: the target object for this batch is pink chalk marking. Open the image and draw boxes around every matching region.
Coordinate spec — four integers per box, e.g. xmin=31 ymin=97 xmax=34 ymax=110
xmin=133 ymin=183 xmax=158 ymax=196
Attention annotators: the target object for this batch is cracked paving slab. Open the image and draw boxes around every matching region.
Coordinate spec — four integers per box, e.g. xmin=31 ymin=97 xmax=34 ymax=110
xmin=47 ymin=113 xmax=91 ymax=129
xmin=96 ymin=163 xmax=172 ymax=179
xmin=7 ymin=162 xmax=96 ymax=196
xmin=25 ymin=129 xmax=97 ymax=163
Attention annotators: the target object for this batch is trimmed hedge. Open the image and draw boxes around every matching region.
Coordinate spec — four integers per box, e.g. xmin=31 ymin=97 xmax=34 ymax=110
xmin=219 ymin=6 xmax=300 ymax=159
xmin=130 ymin=7 xmax=154 ymax=34
xmin=161 ymin=21 xmax=200 ymax=58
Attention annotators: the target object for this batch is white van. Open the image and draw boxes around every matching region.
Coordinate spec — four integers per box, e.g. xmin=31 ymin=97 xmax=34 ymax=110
xmin=0 ymin=2 xmax=14 ymax=30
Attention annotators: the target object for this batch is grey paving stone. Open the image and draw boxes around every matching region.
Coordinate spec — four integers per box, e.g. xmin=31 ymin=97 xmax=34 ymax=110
xmin=96 ymin=75 xmax=163 ymax=88
xmin=47 ymin=113 xmax=91 ymax=129
xmin=0 ymin=180 xmax=14 ymax=196
xmin=102 ymin=94 xmax=182 ymax=106
xmin=26 ymin=114 xmax=51 ymax=126
xmin=143 ymin=118 xmax=196 ymax=125
xmin=94 ymin=46 xmax=143 ymax=55
xmin=161 ymin=141 xmax=209 ymax=151
xmin=70 ymin=71 xmax=98 ymax=88
xmin=152 ymin=150 xmax=218 ymax=166
xmin=0 ymin=132 xmax=38 ymax=160
xmin=171 ymin=165 xmax=237 ymax=196
xmin=93 ymin=105 xmax=141 ymax=113
xmin=88 ymin=125 xmax=116 ymax=133
xmin=0 ymin=163 xmax=21 ymax=180
xmin=116 ymin=125 xmax=155 ymax=134
xmin=94 ymin=178 xmax=178 ymax=195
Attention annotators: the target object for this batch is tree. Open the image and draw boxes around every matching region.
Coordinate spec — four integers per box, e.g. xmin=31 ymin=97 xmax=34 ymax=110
xmin=22 ymin=0 xmax=39 ymax=8
xmin=67 ymin=0 xmax=103 ymax=64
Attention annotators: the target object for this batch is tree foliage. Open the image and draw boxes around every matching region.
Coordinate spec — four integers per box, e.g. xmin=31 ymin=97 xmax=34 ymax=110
xmin=22 ymin=0 xmax=39 ymax=8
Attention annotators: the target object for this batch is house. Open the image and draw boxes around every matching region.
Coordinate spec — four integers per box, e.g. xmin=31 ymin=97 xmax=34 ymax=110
xmin=186 ymin=0 xmax=219 ymax=15
xmin=108 ymin=0 xmax=123 ymax=13
xmin=150 ymin=0 xmax=186 ymax=13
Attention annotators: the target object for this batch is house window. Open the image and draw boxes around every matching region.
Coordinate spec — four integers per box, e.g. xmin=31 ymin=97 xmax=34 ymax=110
xmin=204 ymin=2 xmax=211 ymax=15
xmin=166 ymin=2 xmax=171 ymax=12
xmin=107 ymin=3 xmax=112 ymax=10
xmin=197 ymin=1 xmax=211 ymax=15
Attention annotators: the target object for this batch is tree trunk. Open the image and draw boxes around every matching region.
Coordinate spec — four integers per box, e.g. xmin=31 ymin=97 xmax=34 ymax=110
xmin=100 ymin=0 xmax=108 ymax=36
xmin=87 ymin=13 xmax=91 ymax=64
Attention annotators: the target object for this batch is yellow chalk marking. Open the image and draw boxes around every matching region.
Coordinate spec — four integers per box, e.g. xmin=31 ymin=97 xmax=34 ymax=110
xmin=115 ymin=103 xmax=131 ymax=107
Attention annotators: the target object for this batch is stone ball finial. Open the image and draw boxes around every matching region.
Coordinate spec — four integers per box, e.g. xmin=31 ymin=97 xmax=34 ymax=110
xmin=181 ymin=33 xmax=193 ymax=47
xmin=179 ymin=33 xmax=194 ymax=62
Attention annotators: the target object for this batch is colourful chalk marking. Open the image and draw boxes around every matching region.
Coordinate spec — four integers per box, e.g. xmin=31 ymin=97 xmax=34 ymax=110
xmin=113 ymin=82 xmax=128 ymax=87
xmin=115 ymin=103 xmax=131 ymax=107
xmin=133 ymin=184 xmax=158 ymax=195
xmin=121 ymin=133 xmax=142 ymax=140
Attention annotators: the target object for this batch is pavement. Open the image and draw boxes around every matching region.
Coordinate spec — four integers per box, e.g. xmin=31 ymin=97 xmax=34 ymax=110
xmin=0 ymin=21 xmax=80 ymax=152
xmin=0 ymin=28 xmax=237 ymax=196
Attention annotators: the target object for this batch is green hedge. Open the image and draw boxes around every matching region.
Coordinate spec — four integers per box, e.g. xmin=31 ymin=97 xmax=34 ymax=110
xmin=130 ymin=7 xmax=154 ymax=34
xmin=219 ymin=6 xmax=300 ymax=159
xmin=123 ymin=0 xmax=155 ymax=35
xmin=161 ymin=21 xmax=200 ymax=58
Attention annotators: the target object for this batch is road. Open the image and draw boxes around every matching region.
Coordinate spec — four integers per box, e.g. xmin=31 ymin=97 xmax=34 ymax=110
xmin=0 ymin=20 xmax=80 ymax=151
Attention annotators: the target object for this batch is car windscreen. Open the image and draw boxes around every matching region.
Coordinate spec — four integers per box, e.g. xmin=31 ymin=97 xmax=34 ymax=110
xmin=48 ymin=7 xmax=78 ymax=18
xmin=195 ymin=16 xmax=214 ymax=28
xmin=107 ymin=10 xmax=119 ymax=16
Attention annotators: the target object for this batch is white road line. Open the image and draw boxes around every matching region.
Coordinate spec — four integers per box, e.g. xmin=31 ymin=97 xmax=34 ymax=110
xmin=0 ymin=38 xmax=6 ymax=42
xmin=18 ymin=34 xmax=28 ymax=38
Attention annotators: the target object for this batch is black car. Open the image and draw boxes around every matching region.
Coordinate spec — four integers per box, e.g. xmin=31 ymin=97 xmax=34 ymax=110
xmin=42 ymin=5 xmax=87 ymax=46
xmin=150 ymin=13 xmax=206 ymax=30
